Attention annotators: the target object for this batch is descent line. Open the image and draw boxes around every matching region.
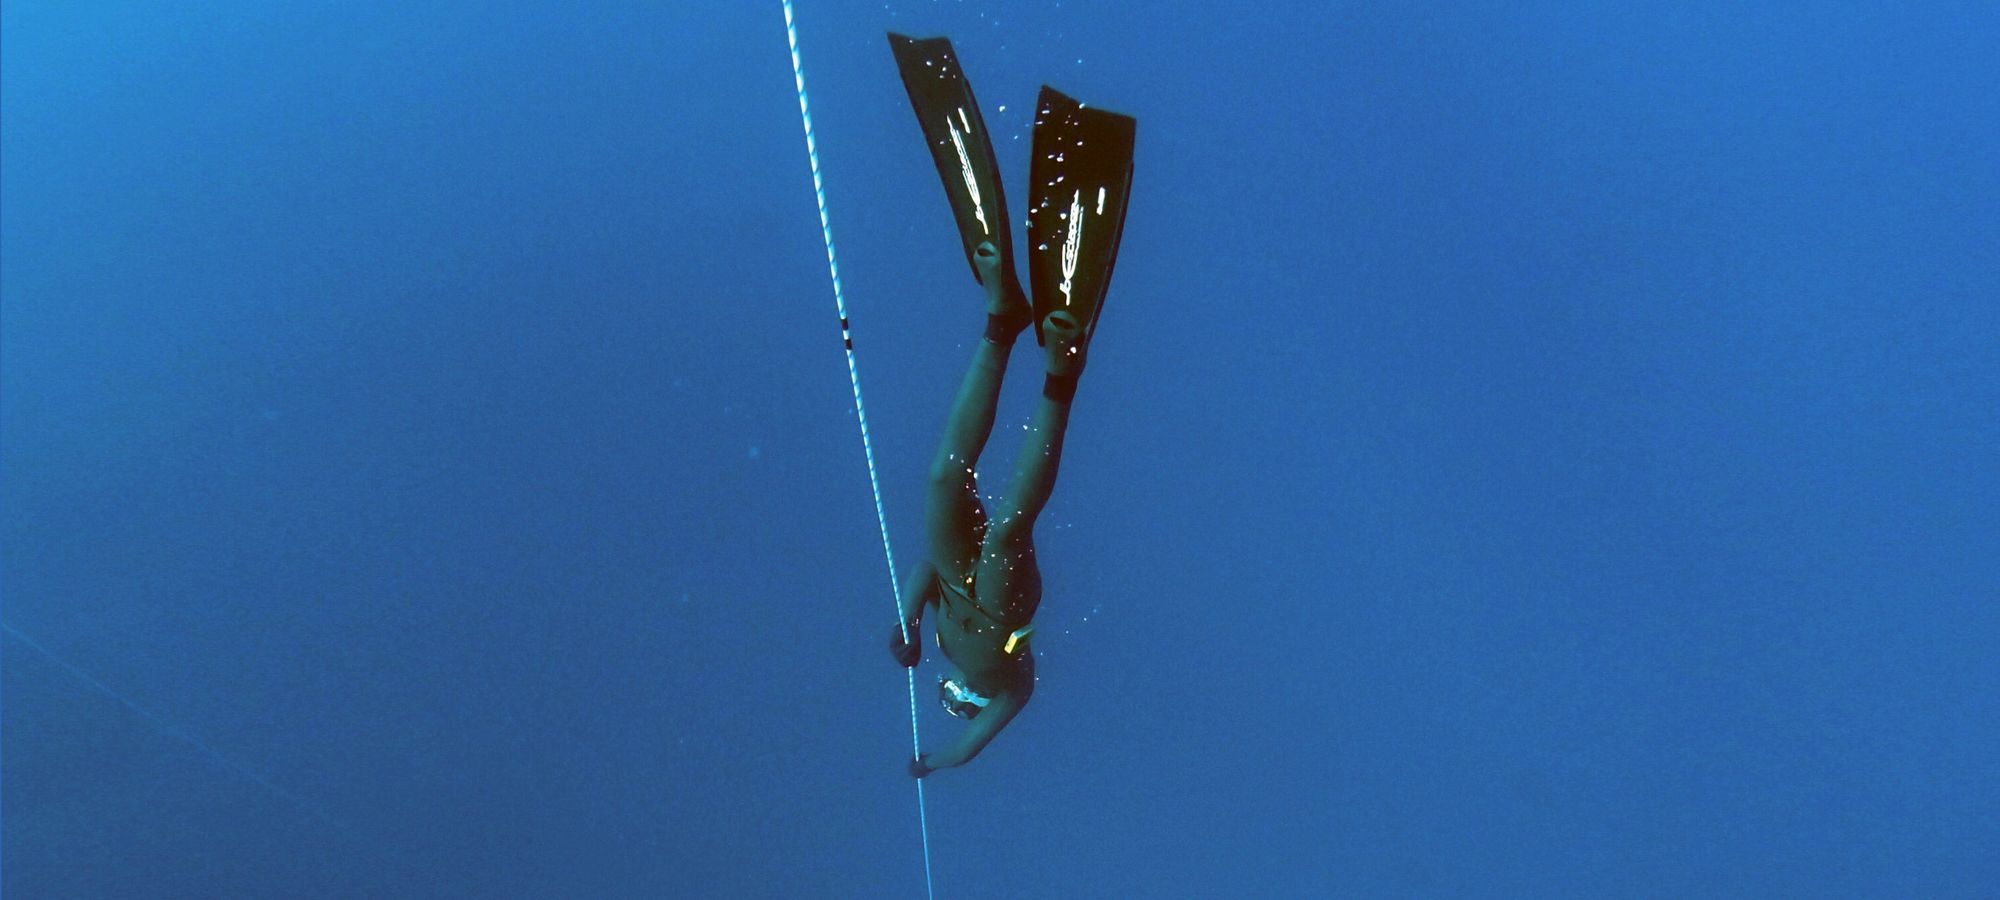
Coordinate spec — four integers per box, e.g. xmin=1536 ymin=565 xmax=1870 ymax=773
xmin=780 ymin=5 xmax=936 ymax=899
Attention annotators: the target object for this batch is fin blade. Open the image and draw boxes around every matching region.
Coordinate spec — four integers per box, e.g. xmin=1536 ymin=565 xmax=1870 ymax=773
xmin=889 ymin=33 xmax=1015 ymax=283
xmin=1026 ymin=86 xmax=1136 ymax=345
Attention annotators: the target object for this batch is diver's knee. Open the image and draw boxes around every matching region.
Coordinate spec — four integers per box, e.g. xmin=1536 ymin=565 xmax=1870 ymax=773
xmin=983 ymin=515 xmax=1035 ymax=551
xmin=928 ymin=456 xmax=974 ymax=488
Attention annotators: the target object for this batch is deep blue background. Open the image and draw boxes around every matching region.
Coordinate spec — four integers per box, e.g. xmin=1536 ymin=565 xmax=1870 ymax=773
xmin=5 ymin=1 xmax=1996 ymax=896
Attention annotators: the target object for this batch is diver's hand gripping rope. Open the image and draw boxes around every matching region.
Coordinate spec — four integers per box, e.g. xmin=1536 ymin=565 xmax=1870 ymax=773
xmin=781 ymin=5 xmax=937 ymax=899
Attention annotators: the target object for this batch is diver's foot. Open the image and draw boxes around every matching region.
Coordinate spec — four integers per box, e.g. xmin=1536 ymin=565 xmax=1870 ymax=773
xmin=1043 ymin=310 xmax=1087 ymax=377
xmin=973 ymin=242 xmax=1030 ymax=336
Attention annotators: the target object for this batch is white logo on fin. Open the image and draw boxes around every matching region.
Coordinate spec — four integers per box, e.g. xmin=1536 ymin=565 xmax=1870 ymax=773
xmin=1059 ymin=189 xmax=1084 ymax=306
xmin=949 ymin=107 xmax=989 ymax=235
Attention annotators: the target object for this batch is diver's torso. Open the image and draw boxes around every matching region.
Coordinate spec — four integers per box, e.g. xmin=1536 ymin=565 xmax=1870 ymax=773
xmin=935 ymin=572 xmax=1037 ymax=682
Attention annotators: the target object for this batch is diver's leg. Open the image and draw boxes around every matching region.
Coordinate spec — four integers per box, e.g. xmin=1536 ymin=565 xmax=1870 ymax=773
xmin=983 ymin=382 xmax=1073 ymax=547
xmin=922 ymin=341 xmax=997 ymax=578
xmin=976 ymin=311 xmax=1083 ymax=607
xmin=925 ymin=243 xmax=1031 ymax=576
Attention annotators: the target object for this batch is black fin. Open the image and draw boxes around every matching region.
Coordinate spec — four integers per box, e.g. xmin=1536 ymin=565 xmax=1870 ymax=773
xmin=1026 ymin=86 xmax=1135 ymax=345
xmin=888 ymin=33 xmax=1015 ymax=285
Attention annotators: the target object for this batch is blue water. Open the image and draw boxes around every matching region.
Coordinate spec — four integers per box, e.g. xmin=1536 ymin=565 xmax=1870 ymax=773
xmin=4 ymin=2 xmax=1996 ymax=896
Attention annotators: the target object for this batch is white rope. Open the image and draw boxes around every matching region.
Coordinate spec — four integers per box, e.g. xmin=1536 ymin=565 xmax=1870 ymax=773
xmin=781 ymin=5 xmax=936 ymax=898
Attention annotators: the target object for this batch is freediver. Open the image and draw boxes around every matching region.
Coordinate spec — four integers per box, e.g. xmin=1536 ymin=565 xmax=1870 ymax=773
xmin=884 ymin=34 xmax=1135 ymax=777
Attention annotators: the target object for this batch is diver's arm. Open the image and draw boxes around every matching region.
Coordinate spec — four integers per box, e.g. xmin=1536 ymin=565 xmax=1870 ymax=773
xmin=898 ymin=563 xmax=940 ymax=628
xmin=889 ymin=566 xmax=941 ymax=668
xmin=922 ymin=683 xmax=1032 ymax=771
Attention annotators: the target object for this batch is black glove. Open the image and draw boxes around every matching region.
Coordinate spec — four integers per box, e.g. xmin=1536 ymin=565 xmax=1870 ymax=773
xmin=888 ymin=621 xmax=922 ymax=668
xmin=909 ymin=753 xmax=933 ymax=779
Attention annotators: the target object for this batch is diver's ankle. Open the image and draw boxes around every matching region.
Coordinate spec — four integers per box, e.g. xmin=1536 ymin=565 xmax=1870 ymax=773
xmin=1045 ymin=342 xmax=1086 ymax=378
xmin=1042 ymin=371 xmax=1080 ymax=403
xmin=984 ymin=271 xmax=1029 ymax=318
xmin=984 ymin=312 xmax=1027 ymax=347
